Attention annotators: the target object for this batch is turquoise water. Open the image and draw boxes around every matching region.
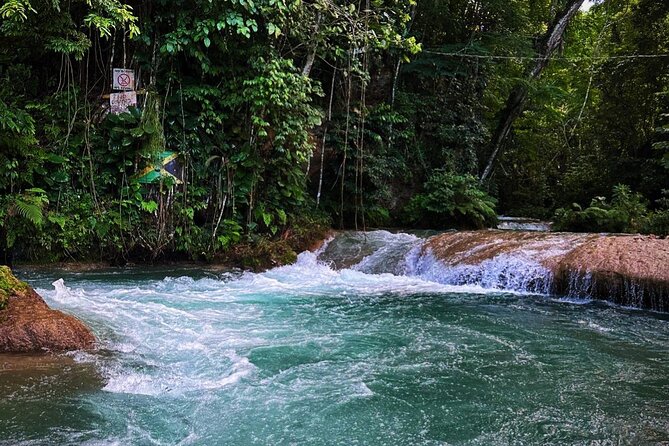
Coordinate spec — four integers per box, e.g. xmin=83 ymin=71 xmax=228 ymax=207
xmin=2 ymin=233 xmax=669 ymax=445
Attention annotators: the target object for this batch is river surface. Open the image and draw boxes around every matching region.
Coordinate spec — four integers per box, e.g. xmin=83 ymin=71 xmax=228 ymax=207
xmin=2 ymin=231 xmax=669 ymax=445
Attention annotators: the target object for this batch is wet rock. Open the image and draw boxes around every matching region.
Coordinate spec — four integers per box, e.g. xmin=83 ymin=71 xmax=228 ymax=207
xmin=0 ymin=266 xmax=95 ymax=353
xmin=425 ymin=231 xmax=595 ymax=269
xmin=425 ymin=231 xmax=669 ymax=310
xmin=556 ymin=235 xmax=669 ymax=310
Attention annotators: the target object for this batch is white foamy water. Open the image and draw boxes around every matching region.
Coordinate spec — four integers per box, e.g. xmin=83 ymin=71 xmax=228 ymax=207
xmin=35 ymin=247 xmax=505 ymax=401
xmin=19 ymin=234 xmax=515 ymax=428
xmin=323 ymin=230 xmax=559 ymax=295
xmin=5 ymin=231 xmax=669 ymax=445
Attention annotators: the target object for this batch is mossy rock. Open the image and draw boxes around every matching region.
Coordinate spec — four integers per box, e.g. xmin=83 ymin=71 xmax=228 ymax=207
xmin=242 ymin=240 xmax=298 ymax=271
xmin=0 ymin=266 xmax=96 ymax=352
xmin=0 ymin=266 xmax=28 ymax=311
xmin=222 ymin=238 xmax=299 ymax=272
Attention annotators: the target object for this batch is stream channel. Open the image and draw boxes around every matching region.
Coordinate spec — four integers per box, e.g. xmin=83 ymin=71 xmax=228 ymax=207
xmin=2 ymin=230 xmax=669 ymax=445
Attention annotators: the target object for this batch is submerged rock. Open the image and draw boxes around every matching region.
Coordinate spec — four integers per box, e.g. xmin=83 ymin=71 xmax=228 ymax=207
xmin=424 ymin=231 xmax=669 ymax=310
xmin=0 ymin=266 xmax=95 ymax=353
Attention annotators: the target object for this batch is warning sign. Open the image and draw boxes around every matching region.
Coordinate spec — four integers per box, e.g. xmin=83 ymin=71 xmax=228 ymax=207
xmin=110 ymin=91 xmax=137 ymax=114
xmin=113 ymin=68 xmax=135 ymax=91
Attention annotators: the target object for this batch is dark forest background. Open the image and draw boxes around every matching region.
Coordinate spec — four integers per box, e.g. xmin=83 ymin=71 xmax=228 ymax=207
xmin=1 ymin=0 xmax=667 ymax=263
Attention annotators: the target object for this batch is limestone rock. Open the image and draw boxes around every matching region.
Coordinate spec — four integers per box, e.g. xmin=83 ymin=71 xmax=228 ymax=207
xmin=0 ymin=266 xmax=95 ymax=353
xmin=425 ymin=231 xmax=669 ymax=310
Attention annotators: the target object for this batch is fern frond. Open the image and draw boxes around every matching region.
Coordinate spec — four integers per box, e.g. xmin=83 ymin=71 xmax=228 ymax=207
xmin=13 ymin=199 xmax=44 ymax=226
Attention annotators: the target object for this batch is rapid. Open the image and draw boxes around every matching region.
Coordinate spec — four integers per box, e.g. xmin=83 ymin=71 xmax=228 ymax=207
xmin=2 ymin=231 xmax=669 ymax=445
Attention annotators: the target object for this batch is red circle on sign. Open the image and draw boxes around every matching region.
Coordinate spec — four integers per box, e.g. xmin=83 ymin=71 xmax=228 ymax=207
xmin=118 ymin=73 xmax=131 ymax=87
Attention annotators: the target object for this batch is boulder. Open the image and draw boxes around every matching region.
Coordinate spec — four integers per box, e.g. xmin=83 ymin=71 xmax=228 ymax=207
xmin=0 ymin=266 xmax=95 ymax=353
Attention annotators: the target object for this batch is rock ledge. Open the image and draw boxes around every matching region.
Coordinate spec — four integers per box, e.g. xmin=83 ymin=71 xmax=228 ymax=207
xmin=425 ymin=231 xmax=669 ymax=310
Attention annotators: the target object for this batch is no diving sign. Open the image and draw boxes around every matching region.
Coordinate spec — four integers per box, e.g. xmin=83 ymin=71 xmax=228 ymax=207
xmin=113 ymin=68 xmax=135 ymax=91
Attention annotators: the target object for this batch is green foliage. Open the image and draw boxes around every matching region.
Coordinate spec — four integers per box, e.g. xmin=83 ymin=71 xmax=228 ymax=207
xmin=554 ymin=204 xmax=627 ymax=234
xmin=215 ymin=220 xmax=243 ymax=251
xmin=642 ymin=189 xmax=669 ymax=237
xmin=1 ymin=0 xmax=138 ymax=61
xmin=284 ymin=211 xmax=331 ymax=253
xmin=646 ymin=211 xmax=669 ymax=237
xmin=0 ymin=265 xmax=28 ymax=310
xmin=0 ymin=0 xmax=36 ymax=21
xmin=553 ymin=184 xmax=661 ymax=234
xmin=406 ymin=171 xmax=497 ymax=229
xmin=232 ymin=238 xmax=298 ymax=272
xmin=238 ymin=55 xmax=323 ymax=228
xmin=497 ymin=0 xmax=669 ymax=216
xmin=12 ymin=190 xmax=47 ymax=226
xmin=0 ymin=0 xmax=668 ymax=266
xmin=0 ymin=188 xmax=48 ymax=256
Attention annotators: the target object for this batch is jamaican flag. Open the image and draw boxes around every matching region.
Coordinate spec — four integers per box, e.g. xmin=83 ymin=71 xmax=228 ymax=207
xmin=135 ymin=151 xmax=183 ymax=185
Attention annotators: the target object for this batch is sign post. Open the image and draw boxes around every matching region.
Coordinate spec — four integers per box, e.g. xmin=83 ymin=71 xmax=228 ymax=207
xmin=110 ymin=68 xmax=137 ymax=114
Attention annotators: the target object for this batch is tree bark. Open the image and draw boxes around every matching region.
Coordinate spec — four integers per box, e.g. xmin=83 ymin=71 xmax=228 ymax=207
xmin=302 ymin=49 xmax=317 ymax=77
xmin=479 ymin=0 xmax=585 ymax=184
xmin=302 ymin=12 xmax=322 ymax=77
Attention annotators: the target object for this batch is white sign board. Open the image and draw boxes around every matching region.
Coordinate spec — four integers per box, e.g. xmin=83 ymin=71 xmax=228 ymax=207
xmin=110 ymin=91 xmax=137 ymax=114
xmin=113 ymin=68 xmax=135 ymax=91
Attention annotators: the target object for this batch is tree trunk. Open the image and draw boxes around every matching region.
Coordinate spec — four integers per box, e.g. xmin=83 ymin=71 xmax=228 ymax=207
xmin=479 ymin=0 xmax=585 ymax=184
xmin=302 ymin=49 xmax=317 ymax=77
xmin=302 ymin=12 xmax=321 ymax=77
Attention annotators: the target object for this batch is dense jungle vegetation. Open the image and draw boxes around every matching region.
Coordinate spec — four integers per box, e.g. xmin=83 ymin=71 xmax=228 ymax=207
xmin=0 ymin=0 xmax=667 ymax=264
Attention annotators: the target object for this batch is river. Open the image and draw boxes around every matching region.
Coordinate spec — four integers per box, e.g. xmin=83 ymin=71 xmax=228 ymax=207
xmin=2 ymin=231 xmax=669 ymax=444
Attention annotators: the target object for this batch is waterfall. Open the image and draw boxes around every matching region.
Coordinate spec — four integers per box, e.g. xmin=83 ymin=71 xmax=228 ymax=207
xmin=318 ymin=230 xmax=556 ymax=294
xmin=407 ymin=250 xmax=554 ymax=294
xmin=317 ymin=230 xmax=669 ymax=310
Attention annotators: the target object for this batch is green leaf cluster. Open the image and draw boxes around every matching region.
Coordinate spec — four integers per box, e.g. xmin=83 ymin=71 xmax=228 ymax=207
xmin=406 ymin=171 xmax=497 ymax=229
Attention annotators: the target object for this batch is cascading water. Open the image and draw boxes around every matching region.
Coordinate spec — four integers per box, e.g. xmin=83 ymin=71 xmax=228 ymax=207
xmin=326 ymin=230 xmax=666 ymax=309
xmin=408 ymin=250 xmax=554 ymax=293
xmin=319 ymin=231 xmax=425 ymax=275
xmin=3 ymin=230 xmax=669 ymax=445
xmin=496 ymin=216 xmax=552 ymax=232
xmin=320 ymin=230 xmax=559 ymax=295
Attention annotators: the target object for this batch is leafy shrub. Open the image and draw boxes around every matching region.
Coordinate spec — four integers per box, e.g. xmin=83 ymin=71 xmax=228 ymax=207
xmin=405 ymin=170 xmax=497 ymax=229
xmin=646 ymin=210 xmax=669 ymax=237
xmin=553 ymin=184 xmax=652 ymax=233
xmin=284 ymin=212 xmax=331 ymax=253
xmin=643 ymin=190 xmax=669 ymax=237
xmin=0 ymin=189 xmax=48 ymax=259
xmin=553 ymin=205 xmax=627 ymax=233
